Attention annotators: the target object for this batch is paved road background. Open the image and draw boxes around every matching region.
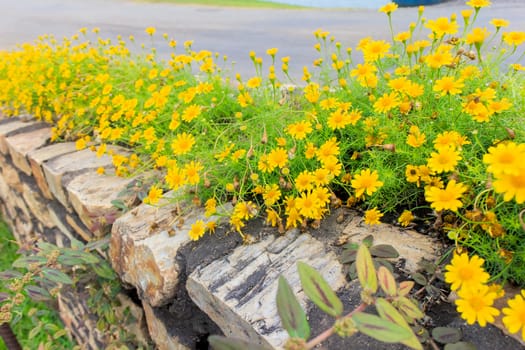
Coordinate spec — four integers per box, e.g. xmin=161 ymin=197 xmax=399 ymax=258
xmin=1 ymin=0 xmax=524 ymax=78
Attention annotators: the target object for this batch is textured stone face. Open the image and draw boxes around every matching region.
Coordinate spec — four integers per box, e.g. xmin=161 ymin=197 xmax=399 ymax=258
xmin=142 ymin=302 xmax=190 ymax=350
xmin=187 ymin=230 xmax=347 ymax=349
xmin=5 ymin=126 xmax=51 ymax=175
xmin=0 ymin=119 xmax=31 ymax=154
xmin=341 ymin=214 xmax=439 ymax=273
xmin=42 ymin=148 xmax=115 ymax=208
xmin=66 ymin=172 xmax=136 ymax=236
xmin=109 ymin=194 xmax=223 ymax=307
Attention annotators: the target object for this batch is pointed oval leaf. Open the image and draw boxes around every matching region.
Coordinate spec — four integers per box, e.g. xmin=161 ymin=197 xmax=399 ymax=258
xmin=432 ymin=327 xmax=462 ymax=344
xmin=377 ymin=266 xmax=397 ymax=297
xmin=356 ymin=245 xmax=377 ymax=293
xmin=84 ymin=237 xmax=110 ymax=252
xmin=208 ymin=335 xmax=270 ymax=350
xmin=370 ymin=244 xmax=399 ymax=258
xmin=0 ymin=269 xmax=23 ymax=280
xmin=341 ymin=249 xmax=358 ymax=264
xmin=396 ymin=296 xmax=424 ymax=323
xmin=397 ymin=281 xmax=415 ymax=297
xmin=352 ymin=312 xmax=412 ymax=343
xmin=444 ymin=342 xmax=477 ymax=350
xmin=63 ymin=250 xmax=100 ymax=264
xmin=297 ymin=262 xmax=343 ymax=317
xmin=363 ymin=235 xmax=374 ymax=247
xmin=376 ymin=298 xmax=423 ymax=350
xmin=276 ymin=276 xmax=310 ymax=340
xmin=12 ymin=255 xmax=47 ymax=269
xmin=411 ymin=272 xmax=427 ymax=286
xmin=41 ymin=268 xmax=73 ymax=285
xmin=25 ymin=285 xmax=51 ymax=301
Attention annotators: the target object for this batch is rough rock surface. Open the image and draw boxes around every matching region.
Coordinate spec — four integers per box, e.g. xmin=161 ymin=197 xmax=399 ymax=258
xmin=187 ymin=229 xmax=347 ymax=349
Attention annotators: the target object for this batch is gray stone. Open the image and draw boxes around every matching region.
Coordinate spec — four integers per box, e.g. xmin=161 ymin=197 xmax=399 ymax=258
xmin=5 ymin=126 xmax=51 ymax=175
xmin=21 ymin=182 xmax=55 ymax=228
xmin=142 ymin=302 xmax=190 ymax=350
xmin=66 ymin=171 xmax=136 ymax=237
xmin=0 ymin=119 xmax=31 ymax=154
xmin=187 ymin=230 xmax=347 ymax=349
xmin=42 ymin=148 xmax=115 ymax=208
xmin=110 ymin=194 xmax=224 ymax=307
xmin=341 ymin=214 xmax=440 ymax=273
xmin=27 ymin=142 xmax=77 ymax=199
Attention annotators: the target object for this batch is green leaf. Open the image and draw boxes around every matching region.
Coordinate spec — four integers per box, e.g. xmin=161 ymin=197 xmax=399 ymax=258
xmin=362 ymin=235 xmax=374 ymax=247
xmin=92 ymin=261 xmax=116 ymax=280
xmin=84 ymin=237 xmax=110 ymax=252
xmin=25 ymin=285 xmax=51 ymax=301
xmin=352 ymin=312 xmax=412 ymax=343
xmin=377 ymin=266 xmax=397 ymax=297
xmin=397 ymin=281 xmax=415 ymax=297
xmin=41 ymin=268 xmax=74 ymax=285
xmin=395 ymin=296 xmax=425 ymax=323
xmin=356 ymin=244 xmax=377 ymax=293
xmin=0 ymin=269 xmax=23 ymax=279
xmin=57 ymin=255 xmax=85 ymax=266
xmin=111 ymin=199 xmax=129 ymax=212
xmin=297 ymin=261 xmax=343 ymax=317
xmin=432 ymin=327 xmax=462 ymax=344
xmin=62 ymin=250 xmax=100 ymax=264
xmin=411 ymin=272 xmax=427 ymax=286
xmin=340 ymin=248 xmax=358 ymax=264
xmin=208 ymin=335 xmax=270 ymax=350
xmin=370 ymin=244 xmax=399 ymax=258
xmin=375 ymin=298 xmax=423 ymax=350
xmin=276 ymin=276 xmax=310 ymax=340
xmin=12 ymin=255 xmax=47 ymax=269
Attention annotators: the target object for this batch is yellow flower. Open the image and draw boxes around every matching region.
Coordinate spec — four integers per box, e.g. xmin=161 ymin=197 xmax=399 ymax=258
xmin=433 ymin=76 xmax=464 ymax=96
xmin=427 ymin=147 xmax=462 ymax=173
xmin=503 ymin=31 xmax=525 ymax=46
xmin=456 ymin=284 xmax=500 ymax=327
xmin=165 ymin=166 xmax=186 ymax=190
xmin=263 ymin=184 xmax=281 ymax=206
xmin=378 ymin=2 xmax=398 ymax=15
xmin=502 ymin=290 xmax=525 ymax=340
xmin=466 ymin=27 xmax=490 ymax=45
xmin=205 ymin=198 xmax=217 ymax=217
xmin=184 ymin=161 xmax=203 ymax=185
xmin=246 ymin=76 xmax=262 ymax=89
xmin=483 ymin=142 xmax=525 ymax=176
xmin=286 ymin=120 xmax=312 ymax=140
xmin=434 ymin=131 xmax=470 ymax=150
xmin=425 ymin=17 xmax=459 ymax=37
xmin=181 ymin=104 xmax=202 ymax=122
xmin=373 ymin=92 xmax=400 ymax=114
xmin=466 ymin=0 xmax=491 ymax=9
xmin=266 ymin=47 xmax=278 ymax=56
xmin=351 ymin=169 xmax=383 ymax=198
xmin=405 ymin=165 xmax=420 ymax=183
xmin=316 ymin=138 xmax=340 ymax=163
xmin=266 ymin=208 xmax=281 ymax=227
xmin=145 ymin=27 xmax=156 ymax=36
xmin=364 ymin=207 xmax=383 ymax=225
xmin=267 ymin=147 xmax=288 ymax=170
xmin=425 ymin=180 xmax=467 ymax=212
xmin=398 ymin=210 xmax=414 ymax=227
xmin=406 ymin=126 xmax=426 ymax=148
xmin=445 ymin=253 xmax=490 ymax=291
xmin=295 ymin=191 xmax=321 ymax=219
xmin=189 ymin=220 xmax=206 ymax=241
xmin=143 ymin=185 xmax=163 ymax=205
xmin=362 ymin=40 xmax=391 ymax=62
xmin=171 ymin=132 xmax=195 ymax=155
xmin=493 ymin=172 xmax=525 ymax=204
xmin=295 ymin=171 xmax=315 ymax=192
xmin=490 ymin=18 xmax=509 ymax=29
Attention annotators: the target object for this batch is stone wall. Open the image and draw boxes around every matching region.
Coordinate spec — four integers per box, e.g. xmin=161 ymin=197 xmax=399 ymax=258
xmin=0 ymin=114 xmax=441 ymax=349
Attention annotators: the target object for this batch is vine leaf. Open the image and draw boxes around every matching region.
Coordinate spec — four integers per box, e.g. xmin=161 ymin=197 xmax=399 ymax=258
xmin=375 ymin=298 xmax=423 ymax=350
xmin=297 ymin=261 xmax=343 ymax=317
xmin=208 ymin=335 xmax=270 ymax=350
xmin=352 ymin=312 xmax=412 ymax=343
xmin=356 ymin=244 xmax=378 ymax=293
xmin=276 ymin=276 xmax=310 ymax=340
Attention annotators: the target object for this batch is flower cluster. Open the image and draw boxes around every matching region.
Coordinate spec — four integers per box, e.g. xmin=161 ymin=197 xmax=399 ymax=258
xmin=445 ymin=252 xmax=525 ymax=340
xmin=0 ymin=2 xmax=523 ymax=285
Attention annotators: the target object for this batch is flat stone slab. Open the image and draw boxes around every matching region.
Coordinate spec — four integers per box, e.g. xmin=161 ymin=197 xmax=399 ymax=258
xmin=5 ymin=126 xmax=51 ymax=175
xmin=0 ymin=119 xmax=32 ymax=154
xmin=110 ymin=193 xmax=225 ymax=307
xmin=186 ymin=230 xmax=347 ymax=349
xmin=27 ymin=142 xmax=77 ymax=199
xmin=42 ymin=148 xmax=116 ymax=208
xmin=341 ymin=213 xmax=440 ymax=273
xmin=67 ymin=171 xmax=137 ymax=237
